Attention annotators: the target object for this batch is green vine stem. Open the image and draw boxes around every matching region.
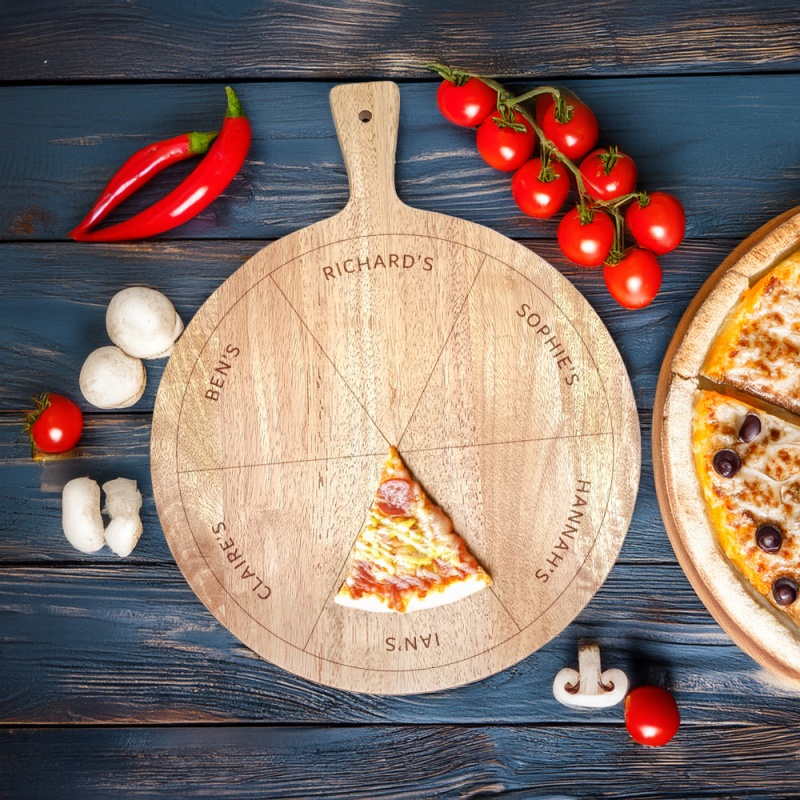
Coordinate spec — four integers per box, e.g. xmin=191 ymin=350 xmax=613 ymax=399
xmin=428 ymin=62 xmax=635 ymax=261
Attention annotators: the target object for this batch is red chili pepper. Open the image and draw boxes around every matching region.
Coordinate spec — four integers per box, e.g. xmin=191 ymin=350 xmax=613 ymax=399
xmin=70 ymin=86 xmax=251 ymax=242
xmin=69 ymin=130 xmax=219 ymax=238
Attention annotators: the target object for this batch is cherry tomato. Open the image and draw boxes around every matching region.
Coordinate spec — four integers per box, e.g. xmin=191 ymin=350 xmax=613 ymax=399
xmin=604 ymin=247 xmax=662 ymax=309
xmin=557 ymin=206 xmax=615 ymax=267
xmin=535 ymin=93 xmax=556 ymax=126
xmin=476 ymin=110 xmax=536 ymax=172
xmin=511 ymin=158 xmax=570 ymax=219
xmin=540 ymin=96 xmax=599 ymax=161
xmin=579 ymin=147 xmax=637 ymax=201
xmin=625 ymin=191 xmax=686 ymax=255
xmin=25 ymin=392 xmax=83 ymax=454
xmin=624 ymin=686 xmax=680 ymax=746
xmin=436 ymin=78 xmax=497 ymax=128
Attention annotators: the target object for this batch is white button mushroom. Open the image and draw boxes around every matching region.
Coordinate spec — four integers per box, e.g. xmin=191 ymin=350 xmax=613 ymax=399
xmin=106 ymin=286 xmax=184 ymax=360
xmin=61 ymin=477 xmax=105 ymax=553
xmin=79 ymin=345 xmax=146 ymax=409
xmin=552 ymin=642 xmax=629 ymax=709
xmin=102 ymin=477 xmax=143 ymax=557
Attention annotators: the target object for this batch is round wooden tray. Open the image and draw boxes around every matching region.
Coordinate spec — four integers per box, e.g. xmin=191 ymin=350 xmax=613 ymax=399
xmin=653 ymin=206 xmax=800 ymax=687
xmin=151 ymin=82 xmax=641 ymax=695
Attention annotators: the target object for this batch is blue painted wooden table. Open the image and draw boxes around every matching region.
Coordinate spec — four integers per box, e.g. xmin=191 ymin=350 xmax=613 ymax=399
xmin=3 ymin=2 xmax=800 ymax=797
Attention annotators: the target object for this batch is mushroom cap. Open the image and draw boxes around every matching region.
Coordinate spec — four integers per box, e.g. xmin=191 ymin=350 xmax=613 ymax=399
xmin=106 ymin=286 xmax=183 ymax=360
xmin=105 ymin=516 xmax=143 ymax=557
xmin=62 ymin=476 xmax=105 ymax=553
xmin=79 ymin=346 xmax=146 ymax=409
xmin=102 ymin=477 xmax=142 ymax=518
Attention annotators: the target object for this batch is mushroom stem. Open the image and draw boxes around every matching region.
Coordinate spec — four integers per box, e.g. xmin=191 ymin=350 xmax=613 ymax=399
xmin=552 ymin=641 xmax=629 ymax=708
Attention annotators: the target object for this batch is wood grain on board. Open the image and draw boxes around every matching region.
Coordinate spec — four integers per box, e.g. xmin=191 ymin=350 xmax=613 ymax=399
xmin=2 ymin=563 xmax=798 ymax=726
xmin=150 ymin=82 xmax=639 ymax=694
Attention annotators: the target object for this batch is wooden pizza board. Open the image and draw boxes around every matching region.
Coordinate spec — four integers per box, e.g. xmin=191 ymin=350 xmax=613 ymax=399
xmin=151 ymin=82 xmax=641 ymax=695
xmin=654 ymin=205 xmax=800 ymax=688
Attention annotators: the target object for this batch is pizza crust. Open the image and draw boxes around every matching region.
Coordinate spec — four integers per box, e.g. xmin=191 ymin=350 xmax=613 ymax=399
xmin=334 ymin=572 xmax=491 ymax=613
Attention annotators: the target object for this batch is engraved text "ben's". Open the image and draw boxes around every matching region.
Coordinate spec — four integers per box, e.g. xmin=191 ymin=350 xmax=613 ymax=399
xmin=205 ymin=344 xmax=240 ymax=402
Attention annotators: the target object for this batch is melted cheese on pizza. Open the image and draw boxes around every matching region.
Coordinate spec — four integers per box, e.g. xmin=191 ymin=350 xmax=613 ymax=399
xmin=693 ymin=390 xmax=800 ymax=621
xmin=335 ymin=447 xmax=491 ymax=613
xmin=703 ymin=250 xmax=800 ymax=413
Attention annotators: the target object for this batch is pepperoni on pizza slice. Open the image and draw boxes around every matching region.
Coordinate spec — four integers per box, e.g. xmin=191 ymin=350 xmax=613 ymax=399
xmin=335 ymin=447 xmax=491 ymax=613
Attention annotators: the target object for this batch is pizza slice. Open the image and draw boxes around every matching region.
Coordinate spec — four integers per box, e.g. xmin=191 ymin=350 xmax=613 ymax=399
xmin=335 ymin=446 xmax=491 ymax=613
xmin=703 ymin=250 xmax=800 ymax=414
xmin=693 ymin=389 xmax=800 ymax=622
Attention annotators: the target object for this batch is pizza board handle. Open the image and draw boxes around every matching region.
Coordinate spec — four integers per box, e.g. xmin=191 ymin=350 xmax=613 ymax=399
xmin=329 ymin=82 xmax=402 ymax=223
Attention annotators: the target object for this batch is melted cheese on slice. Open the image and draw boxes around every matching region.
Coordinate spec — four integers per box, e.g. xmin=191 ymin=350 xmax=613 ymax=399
xmin=703 ymin=251 xmax=800 ymax=413
xmin=335 ymin=447 xmax=491 ymax=613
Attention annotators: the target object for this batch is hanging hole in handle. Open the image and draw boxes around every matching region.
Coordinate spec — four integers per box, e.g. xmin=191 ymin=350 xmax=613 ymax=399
xmin=358 ymin=109 xmax=372 ymax=123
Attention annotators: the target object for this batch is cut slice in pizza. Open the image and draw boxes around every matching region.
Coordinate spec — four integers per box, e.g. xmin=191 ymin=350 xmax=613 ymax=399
xmin=335 ymin=446 xmax=491 ymax=613
xmin=693 ymin=389 xmax=800 ymax=622
xmin=703 ymin=250 xmax=800 ymax=414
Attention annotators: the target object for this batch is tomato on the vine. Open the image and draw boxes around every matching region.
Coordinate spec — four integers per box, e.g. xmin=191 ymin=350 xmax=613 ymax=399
xmin=476 ymin=110 xmax=536 ymax=172
xmin=624 ymin=686 xmax=680 ymax=746
xmin=579 ymin=147 xmax=637 ymax=201
xmin=511 ymin=157 xmax=570 ymax=219
xmin=436 ymin=78 xmax=497 ymax=128
xmin=25 ymin=392 xmax=83 ymax=454
xmin=557 ymin=206 xmax=615 ymax=267
xmin=540 ymin=96 xmax=599 ymax=161
xmin=604 ymin=248 xmax=662 ymax=309
xmin=535 ymin=93 xmax=556 ymax=126
xmin=625 ymin=191 xmax=686 ymax=255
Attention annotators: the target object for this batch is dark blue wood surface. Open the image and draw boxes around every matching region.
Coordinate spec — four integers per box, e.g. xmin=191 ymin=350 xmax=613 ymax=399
xmin=3 ymin=2 xmax=800 ymax=798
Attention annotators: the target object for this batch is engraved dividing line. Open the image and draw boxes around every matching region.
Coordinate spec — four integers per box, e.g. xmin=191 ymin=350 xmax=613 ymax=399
xmin=489 ymin=585 xmax=522 ymax=632
xmin=302 ymin=491 xmax=378 ymax=652
xmin=401 ymin=431 xmax=613 ymax=456
xmin=268 ymin=274 xmax=391 ymax=448
xmin=177 ymin=451 xmax=387 ymax=475
xmin=397 ymin=253 xmax=488 ymax=448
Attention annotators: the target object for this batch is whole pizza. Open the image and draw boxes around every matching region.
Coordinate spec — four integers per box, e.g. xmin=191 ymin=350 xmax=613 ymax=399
xmin=657 ymin=216 xmax=800 ymax=680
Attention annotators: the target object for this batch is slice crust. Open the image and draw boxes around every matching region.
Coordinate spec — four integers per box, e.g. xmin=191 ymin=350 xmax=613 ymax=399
xmin=335 ymin=447 xmax=491 ymax=613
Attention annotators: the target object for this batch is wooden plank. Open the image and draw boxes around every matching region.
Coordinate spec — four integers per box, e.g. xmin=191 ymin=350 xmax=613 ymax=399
xmin=0 ymin=235 xmax=717 ymax=569
xmin=0 ymin=562 xmax=796 ymax=725
xmin=1 ymin=723 xmax=798 ymax=799
xmin=0 ymin=409 xmax=666 ymax=565
xmin=2 ymin=78 xmax=800 ymax=243
xmin=3 ymin=0 xmax=800 ymax=81
xmin=0 ymin=238 xmax=719 ymax=413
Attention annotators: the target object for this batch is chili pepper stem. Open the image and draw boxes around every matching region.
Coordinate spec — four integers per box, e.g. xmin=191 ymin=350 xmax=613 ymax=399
xmin=225 ymin=86 xmax=245 ymax=118
xmin=188 ymin=130 xmax=219 ymax=154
